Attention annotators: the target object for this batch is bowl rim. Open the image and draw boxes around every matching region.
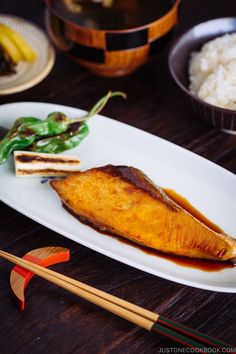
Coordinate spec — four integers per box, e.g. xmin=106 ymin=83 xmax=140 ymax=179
xmin=44 ymin=0 xmax=180 ymax=34
xmin=168 ymin=17 xmax=236 ymax=115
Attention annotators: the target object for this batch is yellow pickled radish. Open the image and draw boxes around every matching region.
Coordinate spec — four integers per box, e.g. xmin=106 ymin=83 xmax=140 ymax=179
xmin=0 ymin=24 xmax=36 ymax=62
xmin=0 ymin=31 xmax=22 ymax=63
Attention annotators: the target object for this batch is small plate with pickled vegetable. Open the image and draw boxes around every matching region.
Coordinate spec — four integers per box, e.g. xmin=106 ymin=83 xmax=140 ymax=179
xmin=0 ymin=15 xmax=55 ymax=95
xmin=0 ymin=100 xmax=236 ymax=292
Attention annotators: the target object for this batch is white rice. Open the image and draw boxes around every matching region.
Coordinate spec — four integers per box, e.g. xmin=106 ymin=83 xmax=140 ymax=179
xmin=189 ymin=33 xmax=236 ymax=110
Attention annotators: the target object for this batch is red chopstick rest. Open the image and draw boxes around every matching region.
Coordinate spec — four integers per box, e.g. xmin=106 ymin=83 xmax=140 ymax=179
xmin=10 ymin=246 xmax=70 ymax=310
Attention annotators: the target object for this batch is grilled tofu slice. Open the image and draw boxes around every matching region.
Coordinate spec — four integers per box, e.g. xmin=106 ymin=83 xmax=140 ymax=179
xmin=14 ymin=151 xmax=81 ymax=177
xmin=51 ymin=165 xmax=236 ymax=261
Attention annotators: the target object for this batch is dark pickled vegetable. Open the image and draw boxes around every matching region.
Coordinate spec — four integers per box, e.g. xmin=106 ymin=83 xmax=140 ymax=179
xmin=0 ymin=45 xmax=16 ymax=76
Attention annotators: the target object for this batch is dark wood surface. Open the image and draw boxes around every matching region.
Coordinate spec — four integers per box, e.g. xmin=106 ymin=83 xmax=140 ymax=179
xmin=0 ymin=1 xmax=236 ymax=353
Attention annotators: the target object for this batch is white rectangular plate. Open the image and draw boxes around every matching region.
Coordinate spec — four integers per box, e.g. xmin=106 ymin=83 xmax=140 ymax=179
xmin=0 ymin=102 xmax=236 ymax=293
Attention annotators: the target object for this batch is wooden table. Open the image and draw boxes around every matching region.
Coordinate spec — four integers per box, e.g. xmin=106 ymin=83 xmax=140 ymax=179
xmin=0 ymin=1 xmax=236 ymax=353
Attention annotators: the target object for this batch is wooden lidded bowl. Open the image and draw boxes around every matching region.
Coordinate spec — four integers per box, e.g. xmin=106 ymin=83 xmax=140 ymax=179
xmin=169 ymin=18 xmax=236 ymax=134
xmin=45 ymin=0 xmax=180 ymax=77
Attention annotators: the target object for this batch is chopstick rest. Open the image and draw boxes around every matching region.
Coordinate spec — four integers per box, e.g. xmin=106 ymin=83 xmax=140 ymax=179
xmin=0 ymin=249 xmax=234 ymax=352
xmin=10 ymin=246 xmax=70 ymax=310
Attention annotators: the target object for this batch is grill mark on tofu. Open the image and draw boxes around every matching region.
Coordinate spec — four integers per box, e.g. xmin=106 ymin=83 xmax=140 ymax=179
xmin=15 ymin=155 xmax=80 ymax=164
xmin=17 ymin=169 xmax=76 ymax=175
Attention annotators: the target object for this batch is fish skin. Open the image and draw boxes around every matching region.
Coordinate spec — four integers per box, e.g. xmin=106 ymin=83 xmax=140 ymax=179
xmin=51 ymin=165 xmax=236 ymax=261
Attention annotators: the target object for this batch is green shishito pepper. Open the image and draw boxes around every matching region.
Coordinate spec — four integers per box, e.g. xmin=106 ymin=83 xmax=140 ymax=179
xmin=0 ymin=91 xmax=126 ymax=164
xmin=30 ymin=122 xmax=89 ymax=154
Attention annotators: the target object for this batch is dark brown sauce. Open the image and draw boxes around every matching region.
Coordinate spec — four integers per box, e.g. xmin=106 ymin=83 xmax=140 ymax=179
xmin=116 ymin=237 xmax=234 ymax=272
xmin=52 ymin=0 xmax=174 ymax=30
xmin=163 ymin=189 xmax=224 ymax=234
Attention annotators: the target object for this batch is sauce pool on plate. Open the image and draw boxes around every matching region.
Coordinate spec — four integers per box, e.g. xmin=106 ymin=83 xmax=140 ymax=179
xmin=164 ymin=189 xmax=223 ymax=234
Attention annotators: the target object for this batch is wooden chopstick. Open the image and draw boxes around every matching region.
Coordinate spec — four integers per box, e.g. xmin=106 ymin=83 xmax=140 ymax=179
xmin=0 ymin=250 xmax=155 ymax=330
xmin=0 ymin=250 xmax=157 ymax=322
xmin=0 ymin=250 xmax=233 ymax=351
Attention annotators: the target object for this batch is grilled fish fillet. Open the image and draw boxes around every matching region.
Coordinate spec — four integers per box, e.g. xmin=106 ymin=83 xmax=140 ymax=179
xmin=51 ymin=165 xmax=236 ymax=261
